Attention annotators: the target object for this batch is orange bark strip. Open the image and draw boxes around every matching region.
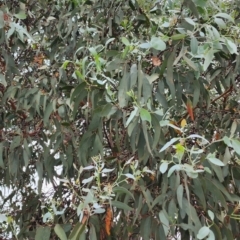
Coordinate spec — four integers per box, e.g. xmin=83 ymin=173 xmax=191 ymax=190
xmin=105 ymin=207 xmax=112 ymax=235
xmin=187 ymin=99 xmax=194 ymax=121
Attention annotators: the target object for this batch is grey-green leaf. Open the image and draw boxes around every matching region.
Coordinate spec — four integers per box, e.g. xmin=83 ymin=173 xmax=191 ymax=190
xmin=160 ymin=138 xmax=180 ymax=152
xmin=159 ymin=162 xmax=168 ymax=174
xmin=150 ymin=37 xmax=166 ymax=51
xmin=54 ymin=224 xmax=67 ymax=240
xmin=197 ymin=226 xmax=210 ymax=239
xmin=177 ymin=184 xmax=183 ymax=208
xmin=35 ymin=226 xmax=51 ymax=240
xmin=159 ymin=211 xmax=169 ymax=236
xmin=207 ymin=157 xmax=225 ymax=166
xmin=190 ymin=36 xmax=198 ymax=54
xmin=111 ymin=201 xmax=133 ymax=211
xmin=0 ymin=11 xmax=4 ymax=29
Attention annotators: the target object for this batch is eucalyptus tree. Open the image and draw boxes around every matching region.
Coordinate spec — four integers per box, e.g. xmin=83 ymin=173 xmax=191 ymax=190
xmin=1 ymin=0 xmax=240 ymax=239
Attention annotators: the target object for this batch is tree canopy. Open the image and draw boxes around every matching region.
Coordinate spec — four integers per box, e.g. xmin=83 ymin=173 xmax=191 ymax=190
xmin=1 ymin=0 xmax=240 ymax=239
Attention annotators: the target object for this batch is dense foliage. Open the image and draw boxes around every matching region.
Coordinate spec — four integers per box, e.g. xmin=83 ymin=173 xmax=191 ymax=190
xmin=1 ymin=0 xmax=240 ymax=239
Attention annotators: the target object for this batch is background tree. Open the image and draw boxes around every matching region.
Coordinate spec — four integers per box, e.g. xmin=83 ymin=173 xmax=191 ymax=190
xmin=0 ymin=0 xmax=240 ymax=239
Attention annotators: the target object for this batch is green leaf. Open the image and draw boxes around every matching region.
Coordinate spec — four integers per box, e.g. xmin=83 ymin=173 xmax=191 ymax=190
xmin=190 ymin=36 xmax=198 ymax=54
xmin=12 ymin=22 xmax=34 ymax=41
xmin=0 ymin=11 xmax=4 ymax=29
xmin=89 ymin=47 xmax=98 ymax=56
xmin=140 ymin=108 xmax=151 ymax=123
xmin=0 ymin=213 xmax=7 ymax=222
xmin=197 ymin=226 xmax=210 ymax=239
xmin=82 ymin=176 xmax=94 ymax=184
xmin=54 ymin=224 xmax=67 ymax=240
xmin=98 ymin=103 xmax=113 ymax=117
xmin=142 ymin=120 xmax=153 ymax=156
xmin=183 ymin=56 xmax=197 ymax=71
xmin=156 ymin=81 xmax=168 ymax=108
xmin=203 ymin=48 xmax=214 ymax=71
xmin=130 ymin=64 xmax=138 ymax=87
xmin=174 ymin=45 xmax=187 ymax=65
xmin=146 ymin=73 xmax=159 ymax=84
xmin=211 ymin=26 xmax=220 ymax=39
xmin=214 ymin=17 xmax=226 ymax=29
xmin=225 ymin=39 xmax=238 ymax=54
xmin=128 ymin=117 xmax=139 ymax=137
xmin=207 ymin=230 xmax=215 ymax=240
xmin=7 ymin=26 xmax=15 ymax=39
xmin=89 ymin=224 xmax=97 ymax=240
xmin=168 ymin=199 xmax=177 ymax=221
xmin=142 ymin=75 xmax=152 ymax=102
xmin=205 ymin=180 xmax=228 ymax=208
xmin=185 ymin=17 xmax=196 ymax=26
xmin=62 ymin=60 xmax=71 ymax=69
xmin=187 ymin=134 xmax=209 ymax=143
xmin=126 ymin=106 xmax=139 ymax=127
xmin=105 ymin=37 xmax=115 ymax=47
xmin=23 ymin=138 xmax=31 ymax=157
xmin=70 ymin=82 xmax=87 ymax=102
xmin=159 ymin=162 xmax=168 ymax=174
xmin=139 ymin=42 xmax=151 ymax=49
xmin=231 ymin=139 xmax=240 ymax=155
xmin=122 ymin=37 xmax=130 ymax=46
xmin=185 ymin=0 xmax=199 ymax=19
xmin=177 ymin=184 xmax=183 ymax=208
xmin=140 ymin=216 xmax=152 ymax=240
xmin=35 ymin=226 xmax=51 ymax=240
xmin=214 ymin=13 xmax=234 ymax=23
xmin=124 ymin=173 xmax=135 ymax=180
xmin=0 ymin=73 xmax=6 ymax=87
xmin=182 ymin=198 xmax=202 ymax=230
xmin=222 ymin=226 xmax=234 ymax=239
xmin=171 ymin=34 xmax=186 ymax=40
xmin=150 ymin=36 xmax=166 ymax=51
xmin=113 ymin=186 xmax=135 ymax=200
xmin=69 ymin=222 xmax=86 ymax=240
xmin=152 ymin=114 xmax=161 ymax=149
xmin=207 ymin=157 xmax=225 ymax=166
xmin=166 ymin=50 xmax=176 ymax=101
xmin=159 ymin=211 xmax=169 ymax=236
xmin=140 ymin=186 xmax=153 ymax=209
xmin=208 ymin=210 xmax=214 ymax=221
xmin=14 ymin=11 xmax=27 ymax=19
xmin=160 ymin=138 xmax=180 ymax=152
xmin=152 ymin=194 xmax=165 ymax=210
xmin=36 ymin=161 xmax=43 ymax=193
xmin=79 ymin=231 xmax=86 ymax=240
xmin=193 ymin=79 xmax=200 ymax=107
xmin=223 ymin=147 xmax=231 ymax=165
xmin=193 ymin=178 xmax=206 ymax=210
xmin=111 ymin=201 xmax=133 ymax=211
xmin=209 ymin=162 xmax=224 ymax=182
xmin=118 ymin=70 xmax=130 ymax=108
xmin=167 ymin=164 xmax=182 ymax=177
xmin=167 ymin=122 xmax=182 ymax=133
xmin=44 ymin=102 xmax=54 ymax=126
xmin=10 ymin=136 xmax=21 ymax=151
xmin=223 ymin=136 xmax=232 ymax=147
xmin=0 ymin=143 xmax=4 ymax=168
xmin=102 ymin=168 xmax=114 ymax=173
xmin=230 ymin=120 xmax=237 ymax=138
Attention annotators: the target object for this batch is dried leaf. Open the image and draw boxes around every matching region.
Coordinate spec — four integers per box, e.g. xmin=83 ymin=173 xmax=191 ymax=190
xmin=186 ymin=99 xmax=194 ymax=121
xmin=152 ymin=56 xmax=161 ymax=66
xmin=180 ymin=119 xmax=187 ymax=128
xmin=34 ymin=53 xmax=45 ymax=65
